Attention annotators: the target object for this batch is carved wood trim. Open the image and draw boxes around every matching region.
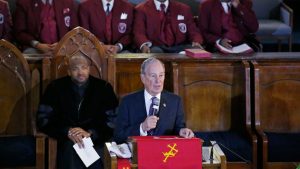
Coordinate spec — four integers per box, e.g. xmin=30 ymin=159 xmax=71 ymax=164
xmin=52 ymin=26 xmax=107 ymax=80
xmin=0 ymin=39 xmax=30 ymax=92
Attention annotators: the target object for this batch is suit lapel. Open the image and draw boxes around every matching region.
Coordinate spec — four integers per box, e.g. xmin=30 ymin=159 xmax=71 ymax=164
xmin=155 ymin=92 xmax=168 ymax=134
xmin=147 ymin=0 xmax=162 ymax=37
xmin=125 ymin=90 xmax=148 ymax=125
xmin=214 ymin=0 xmax=223 ymax=33
xmin=167 ymin=1 xmax=176 ymax=37
xmin=53 ymin=0 xmax=60 ymax=28
xmin=32 ymin=0 xmax=42 ymax=33
xmin=79 ymin=78 xmax=92 ymax=120
xmin=137 ymin=90 xmax=148 ymax=121
xmin=62 ymin=78 xmax=79 ymax=122
xmin=96 ymin=0 xmax=107 ymax=40
xmin=111 ymin=0 xmax=120 ymax=40
xmin=95 ymin=0 xmax=104 ymax=21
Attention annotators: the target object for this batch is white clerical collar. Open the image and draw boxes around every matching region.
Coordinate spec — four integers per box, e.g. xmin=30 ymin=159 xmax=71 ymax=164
xmin=154 ymin=0 xmax=169 ymax=12
xmin=102 ymin=0 xmax=114 ymax=12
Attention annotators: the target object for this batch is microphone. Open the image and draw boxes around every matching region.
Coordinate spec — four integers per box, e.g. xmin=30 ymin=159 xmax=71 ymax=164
xmin=152 ymin=97 xmax=160 ymax=116
xmin=147 ymin=97 xmax=160 ymax=136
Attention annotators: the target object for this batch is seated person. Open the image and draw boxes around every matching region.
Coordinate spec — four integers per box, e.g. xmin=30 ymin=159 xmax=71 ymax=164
xmin=0 ymin=0 xmax=12 ymax=41
xmin=37 ymin=55 xmax=118 ymax=169
xmin=134 ymin=0 xmax=204 ymax=53
xmin=114 ymin=57 xmax=194 ymax=143
xmin=198 ymin=0 xmax=260 ymax=52
xmin=13 ymin=0 xmax=78 ymax=54
xmin=78 ymin=0 xmax=134 ymax=54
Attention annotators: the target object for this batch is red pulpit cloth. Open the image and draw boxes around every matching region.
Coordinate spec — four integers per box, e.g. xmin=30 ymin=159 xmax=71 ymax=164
xmin=134 ymin=136 xmax=202 ymax=169
xmin=117 ymin=158 xmax=131 ymax=169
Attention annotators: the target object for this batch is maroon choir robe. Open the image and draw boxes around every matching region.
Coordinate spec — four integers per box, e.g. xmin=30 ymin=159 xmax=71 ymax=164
xmin=13 ymin=0 xmax=78 ymax=47
xmin=39 ymin=1 xmax=58 ymax=44
xmin=134 ymin=0 xmax=203 ymax=48
xmin=221 ymin=8 xmax=244 ymax=45
xmin=198 ymin=0 xmax=258 ymax=46
xmin=78 ymin=0 xmax=134 ymax=48
xmin=0 ymin=0 xmax=12 ymax=40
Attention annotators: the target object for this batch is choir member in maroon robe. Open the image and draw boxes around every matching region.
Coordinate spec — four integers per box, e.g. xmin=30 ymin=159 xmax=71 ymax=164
xmin=14 ymin=0 xmax=78 ymax=54
xmin=198 ymin=0 xmax=260 ymax=52
xmin=78 ymin=0 xmax=134 ymax=54
xmin=134 ymin=0 xmax=204 ymax=53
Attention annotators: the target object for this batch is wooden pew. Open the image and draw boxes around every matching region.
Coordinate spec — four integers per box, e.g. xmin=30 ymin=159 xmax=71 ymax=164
xmin=172 ymin=59 xmax=257 ymax=169
xmin=252 ymin=59 xmax=300 ymax=169
xmin=0 ymin=39 xmax=46 ymax=168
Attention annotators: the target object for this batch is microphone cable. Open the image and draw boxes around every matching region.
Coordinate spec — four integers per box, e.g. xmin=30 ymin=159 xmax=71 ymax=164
xmin=217 ymin=142 xmax=250 ymax=164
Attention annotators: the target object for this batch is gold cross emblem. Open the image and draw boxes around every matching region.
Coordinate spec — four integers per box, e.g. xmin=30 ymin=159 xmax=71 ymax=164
xmin=162 ymin=143 xmax=178 ymax=163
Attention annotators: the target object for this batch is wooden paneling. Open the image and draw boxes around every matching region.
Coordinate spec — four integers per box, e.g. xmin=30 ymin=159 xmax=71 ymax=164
xmin=0 ymin=39 xmax=45 ymax=169
xmin=173 ymin=60 xmax=255 ymax=169
xmin=114 ymin=54 xmax=174 ymax=98
xmin=116 ymin=60 xmax=144 ymax=98
xmin=254 ymin=61 xmax=300 ymax=132
xmin=252 ymin=60 xmax=300 ymax=169
xmin=173 ymin=61 xmax=249 ymax=132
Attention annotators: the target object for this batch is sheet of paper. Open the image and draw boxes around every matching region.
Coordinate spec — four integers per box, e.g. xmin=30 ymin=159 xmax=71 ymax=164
xmin=107 ymin=142 xmax=132 ymax=158
xmin=202 ymin=146 xmax=210 ymax=162
xmin=73 ymin=137 xmax=100 ymax=167
xmin=216 ymin=40 xmax=253 ymax=54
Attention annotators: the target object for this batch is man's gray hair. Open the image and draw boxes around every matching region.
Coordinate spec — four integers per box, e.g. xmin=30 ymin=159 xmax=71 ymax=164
xmin=140 ymin=57 xmax=165 ymax=74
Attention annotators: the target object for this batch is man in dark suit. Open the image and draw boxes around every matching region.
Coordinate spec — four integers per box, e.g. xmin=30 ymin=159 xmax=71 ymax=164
xmin=114 ymin=57 xmax=194 ymax=144
xmin=0 ymin=0 xmax=12 ymax=41
xmin=13 ymin=0 xmax=78 ymax=54
xmin=37 ymin=55 xmax=118 ymax=169
xmin=134 ymin=0 xmax=204 ymax=53
xmin=198 ymin=0 xmax=260 ymax=52
xmin=78 ymin=0 xmax=134 ymax=54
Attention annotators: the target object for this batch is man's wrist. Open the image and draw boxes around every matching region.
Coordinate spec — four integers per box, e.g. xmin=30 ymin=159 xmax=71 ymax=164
xmin=140 ymin=123 xmax=147 ymax=136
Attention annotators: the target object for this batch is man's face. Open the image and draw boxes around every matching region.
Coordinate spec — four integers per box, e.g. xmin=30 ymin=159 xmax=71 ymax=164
xmin=141 ymin=61 xmax=165 ymax=96
xmin=68 ymin=57 xmax=90 ymax=86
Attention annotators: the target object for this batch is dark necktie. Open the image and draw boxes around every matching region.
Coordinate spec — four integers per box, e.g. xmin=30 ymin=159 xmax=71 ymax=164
xmin=148 ymin=97 xmax=159 ymax=135
xmin=160 ymin=3 xmax=166 ymax=19
xmin=159 ymin=3 xmax=174 ymax=46
xmin=105 ymin=3 xmax=112 ymax=43
xmin=105 ymin=3 xmax=110 ymax=16
xmin=149 ymin=97 xmax=158 ymax=116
